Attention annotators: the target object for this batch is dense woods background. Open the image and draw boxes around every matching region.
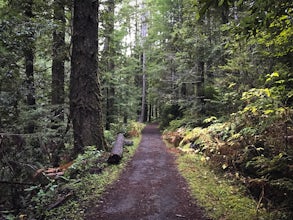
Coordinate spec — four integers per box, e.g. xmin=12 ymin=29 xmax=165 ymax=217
xmin=0 ymin=0 xmax=292 ymax=219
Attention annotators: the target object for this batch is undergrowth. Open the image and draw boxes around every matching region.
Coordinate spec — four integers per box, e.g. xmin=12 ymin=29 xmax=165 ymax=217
xmin=165 ymin=117 xmax=293 ymax=219
xmin=11 ymin=122 xmax=144 ymax=220
xmin=163 ymin=82 xmax=293 ymax=219
xmin=44 ymin=137 xmax=141 ymax=220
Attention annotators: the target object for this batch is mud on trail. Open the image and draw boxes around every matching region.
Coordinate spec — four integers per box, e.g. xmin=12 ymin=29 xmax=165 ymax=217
xmin=86 ymin=124 xmax=208 ymax=220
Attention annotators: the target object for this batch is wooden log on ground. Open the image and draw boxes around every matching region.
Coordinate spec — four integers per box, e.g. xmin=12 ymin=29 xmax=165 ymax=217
xmin=107 ymin=133 xmax=125 ymax=164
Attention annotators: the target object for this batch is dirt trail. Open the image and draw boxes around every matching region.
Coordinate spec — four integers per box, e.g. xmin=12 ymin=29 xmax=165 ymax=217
xmin=86 ymin=124 xmax=208 ymax=220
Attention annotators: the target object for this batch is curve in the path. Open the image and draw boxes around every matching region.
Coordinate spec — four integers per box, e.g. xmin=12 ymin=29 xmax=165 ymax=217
xmin=86 ymin=124 xmax=208 ymax=220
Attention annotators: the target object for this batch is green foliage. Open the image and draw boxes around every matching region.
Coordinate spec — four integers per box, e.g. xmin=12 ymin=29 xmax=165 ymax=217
xmin=166 ymin=69 xmax=293 ymax=215
xmin=128 ymin=121 xmax=145 ymax=133
xmin=26 ymin=181 xmax=59 ymax=218
xmin=68 ymin=146 xmax=104 ymax=177
xmin=240 ymin=87 xmax=281 ymax=122
xmin=167 ymin=118 xmax=189 ymax=131
xmin=21 ymin=146 xmax=103 ymax=219
xmin=174 ymin=113 xmax=293 ymax=218
xmin=159 ymin=103 xmax=183 ymax=129
xmin=44 ymin=136 xmax=142 ymax=220
xmin=18 ymin=133 xmax=142 ymax=220
xmin=104 ymin=129 xmax=115 ymax=144
xmin=104 ymin=121 xmax=144 ymax=145
xmin=245 ymin=153 xmax=292 ymax=178
xmin=203 ymin=116 xmax=218 ymax=124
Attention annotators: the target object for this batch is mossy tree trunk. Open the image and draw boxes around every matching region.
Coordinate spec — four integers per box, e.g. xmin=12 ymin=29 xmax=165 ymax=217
xmin=70 ymin=0 xmax=106 ymax=158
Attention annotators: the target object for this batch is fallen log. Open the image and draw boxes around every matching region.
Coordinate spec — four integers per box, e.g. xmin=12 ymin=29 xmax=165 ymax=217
xmin=107 ymin=133 xmax=125 ymax=164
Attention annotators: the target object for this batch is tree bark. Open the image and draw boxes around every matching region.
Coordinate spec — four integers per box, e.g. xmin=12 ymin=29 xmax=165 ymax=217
xmin=70 ymin=0 xmax=106 ymax=158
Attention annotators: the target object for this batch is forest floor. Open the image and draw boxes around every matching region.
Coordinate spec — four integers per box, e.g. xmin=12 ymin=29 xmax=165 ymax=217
xmin=85 ymin=124 xmax=209 ymax=220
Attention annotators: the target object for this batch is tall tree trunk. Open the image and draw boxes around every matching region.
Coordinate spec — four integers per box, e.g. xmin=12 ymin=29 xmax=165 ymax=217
xmin=139 ymin=1 xmax=147 ymax=123
xmin=70 ymin=0 xmax=106 ymax=157
xmin=195 ymin=15 xmax=205 ymax=115
xmin=148 ymin=103 xmax=152 ymax=122
xmin=23 ymin=0 xmax=35 ymax=134
xmin=52 ymin=0 xmax=65 ymax=120
xmin=51 ymin=0 xmax=66 ymax=166
xmin=196 ymin=60 xmax=205 ymax=113
xmin=103 ymin=0 xmax=115 ymax=130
